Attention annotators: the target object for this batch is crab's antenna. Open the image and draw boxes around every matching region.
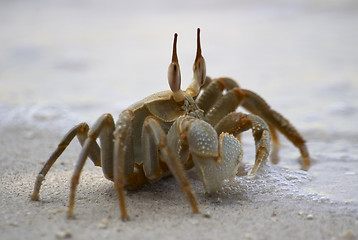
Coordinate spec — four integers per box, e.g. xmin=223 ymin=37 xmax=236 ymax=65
xmin=168 ymin=33 xmax=185 ymax=102
xmin=187 ymin=28 xmax=207 ymax=97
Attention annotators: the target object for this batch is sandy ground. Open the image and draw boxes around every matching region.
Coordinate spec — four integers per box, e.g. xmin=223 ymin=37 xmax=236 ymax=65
xmin=1 ymin=1 xmax=358 ymax=240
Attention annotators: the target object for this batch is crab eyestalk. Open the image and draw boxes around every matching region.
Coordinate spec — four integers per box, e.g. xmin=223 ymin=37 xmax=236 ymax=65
xmin=187 ymin=28 xmax=207 ymax=98
xmin=168 ymin=33 xmax=185 ymax=102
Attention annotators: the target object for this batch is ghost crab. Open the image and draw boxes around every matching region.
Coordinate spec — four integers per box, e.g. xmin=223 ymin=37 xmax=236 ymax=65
xmin=31 ymin=28 xmax=310 ymax=221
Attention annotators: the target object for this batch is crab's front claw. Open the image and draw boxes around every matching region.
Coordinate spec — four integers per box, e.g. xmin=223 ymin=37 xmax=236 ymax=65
xmin=174 ymin=118 xmax=242 ymax=193
xmin=192 ymin=132 xmax=243 ymax=193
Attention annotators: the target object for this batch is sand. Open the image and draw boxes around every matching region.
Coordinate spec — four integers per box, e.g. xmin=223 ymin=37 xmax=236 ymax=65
xmin=1 ymin=1 xmax=358 ymax=239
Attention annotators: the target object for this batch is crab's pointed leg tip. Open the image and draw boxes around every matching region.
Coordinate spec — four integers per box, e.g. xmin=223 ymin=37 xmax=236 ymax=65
xmin=304 ymin=157 xmax=311 ymax=167
xmin=121 ymin=215 xmax=130 ymax=222
xmin=298 ymin=155 xmax=310 ymax=171
xmin=30 ymin=193 xmax=39 ymax=201
xmin=301 ymin=161 xmax=310 ymax=171
xmin=66 ymin=212 xmax=75 ymax=220
xmin=249 ymin=165 xmax=259 ymax=175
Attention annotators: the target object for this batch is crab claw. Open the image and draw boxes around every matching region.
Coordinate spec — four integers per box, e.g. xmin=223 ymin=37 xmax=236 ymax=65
xmin=192 ymin=132 xmax=242 ymax=194
xmin=169 ymin=116 xmax=242 ymax=194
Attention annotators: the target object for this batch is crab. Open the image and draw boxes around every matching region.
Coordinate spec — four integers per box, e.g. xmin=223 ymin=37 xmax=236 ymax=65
xmin=31 ymin=28 xmax=310 ymax=221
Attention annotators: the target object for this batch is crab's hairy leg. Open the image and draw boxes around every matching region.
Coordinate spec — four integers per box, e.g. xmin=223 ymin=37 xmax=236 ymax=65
xmin=240 ymin=89 xmax=310 ymax=169
xmin=215 ymin=112 xmax=271 ymax=175
xmin=77 ymin=125 xmax=102 ymax=166
xmin=268 ymin=124 xmax=280 ymax=164
xmin=197 ymin=77 xmax=239 ymax=112
xmin=113 ymin=110 xmax=135 ymax=221
xmin=141 ymin=117 xmax=165 ymax=183
xmin=268 ymin=123 xmax=280 ymax=146
xmin=67 ymin=114 xmax=115 ymax=219
xmin=196 ymin=78 xmax=224 ymax=112
xmin=204 ymin=88 xmax=246 ymax=126
xmin=31 ymin=123 xmax=101 ymax=201
xmin=142 ymin=117 xmax=199 ymax=213
xmin=199 ymin=76 xmax=212 ymax=90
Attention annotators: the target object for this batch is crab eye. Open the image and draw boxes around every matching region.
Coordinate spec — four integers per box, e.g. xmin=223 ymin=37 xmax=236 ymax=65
xmin=168 ymin=62 xmax=181 ymax=91
xmin=194 ymin=58 xmax=206 ymax=86
xmin=193 ymin=28 xmax=206 ymax=86
xmin=168 ymin=33 xmax=181 ymax=92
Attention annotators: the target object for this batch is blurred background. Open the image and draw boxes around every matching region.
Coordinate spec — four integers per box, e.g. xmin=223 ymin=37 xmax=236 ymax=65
xmin=1 ymin=0 xmax=358 ymax=201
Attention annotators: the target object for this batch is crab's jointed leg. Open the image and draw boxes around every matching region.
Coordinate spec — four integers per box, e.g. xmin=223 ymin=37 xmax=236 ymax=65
xmin=240 ymin=89 xmax=310 ymax=169
xmin=215 ymin=112 xmax=271 ymax=174
xmin=67 ymin=113 xmax=116 ymax=219
xmin=113 ymin=110 xmax=136 ymax=221
xmin=197 ymin=77 xmax=310 ymax=169
xmin=196 ymin=77 xmax=239 ymax=113
xmin=268 ymin=124 xmax=280 ymax=164
xmin=141 ymin=116 xmax=199 ymax=213
xmin=31 ymin=122 xmax=101 ymax=201
xmin=204 ymin=87 xmax=246 ymax=126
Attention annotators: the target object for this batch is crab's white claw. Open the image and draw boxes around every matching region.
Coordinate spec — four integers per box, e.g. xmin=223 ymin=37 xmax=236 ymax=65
xmin=186 ymin=120 xmax=242 ymax=193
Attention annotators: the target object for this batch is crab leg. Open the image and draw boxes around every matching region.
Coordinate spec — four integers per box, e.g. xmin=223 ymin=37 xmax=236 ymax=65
xmin=67 ymin=113 xmax=115 ymax=219
xmin=197 ymin=77 xmax=239 ymax=113
xmin=204 ymin=87 xmax=246 ymax=126
xmin=240 ymin=89 xmax=310 ymax=168
xmin=197 ymin=77 xmax=310 ymax=168
xmin=113 ymin=110 xmax=137 ymax=221
xmin=268 ymin=124 xmax=280 ymax=164
xmin=141 ymin=117 xmax=165 ymax=183
xmin=215 ymin=112 xmax=271 ymax=174
xmin=141 ymin=116 xmax=199 ymax=213
xmin=31 ymin=122 xmax=101 ymax=201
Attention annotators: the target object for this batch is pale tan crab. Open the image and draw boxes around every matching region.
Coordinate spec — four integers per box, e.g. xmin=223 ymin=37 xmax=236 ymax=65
xmin=31 ymin=28 xmax=309 ymax=221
